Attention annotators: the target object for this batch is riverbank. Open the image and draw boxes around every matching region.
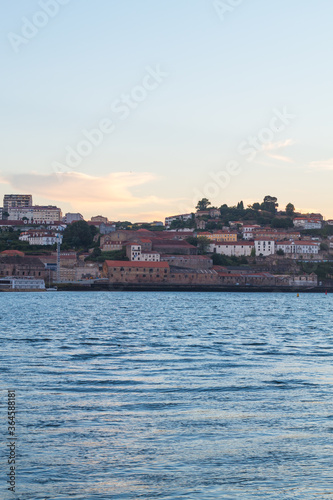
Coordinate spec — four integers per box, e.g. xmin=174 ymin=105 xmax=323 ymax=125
xmin=51 ymin=282 xmax=331 ymax=293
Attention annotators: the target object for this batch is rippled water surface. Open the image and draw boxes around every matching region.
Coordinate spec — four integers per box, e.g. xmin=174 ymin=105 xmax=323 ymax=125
xmin=1 ymin=291 xmax=333 ymax=499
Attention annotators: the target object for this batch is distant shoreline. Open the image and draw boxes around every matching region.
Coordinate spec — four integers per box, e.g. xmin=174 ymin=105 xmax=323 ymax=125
xmin=49 ymin=283 xmax=329 ymax=293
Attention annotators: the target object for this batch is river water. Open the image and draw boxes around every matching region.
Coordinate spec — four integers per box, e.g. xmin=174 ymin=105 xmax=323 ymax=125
xmin=1 ymin=292 xmax=333 ymax=499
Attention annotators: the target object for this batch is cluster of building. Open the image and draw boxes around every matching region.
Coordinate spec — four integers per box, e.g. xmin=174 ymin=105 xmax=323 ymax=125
xmin=98 ymin=227 xmax=320 ymax=287
xmin=1 ymin=194 xmax=332 ymax=289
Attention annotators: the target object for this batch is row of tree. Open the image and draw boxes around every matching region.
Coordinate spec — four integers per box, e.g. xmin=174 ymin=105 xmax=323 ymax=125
xmin=196 ymin=196 xmax=295 ymax=216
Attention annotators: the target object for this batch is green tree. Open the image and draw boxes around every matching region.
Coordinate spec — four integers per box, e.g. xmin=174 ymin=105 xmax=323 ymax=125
xmin=271 ymin=217 xmax=293 ymax=228
xmin=276 ymin=249 xmax=285 ymax=256
xmin=320 ymin=242 xmax=329 ymax=251
xmin=196 ymin=198 xmax=211 ymax=211
xmin=285 ymin=203 xmax=295 ymax=216
xmin=185 ymin=236 xmax=198 ymax=246
xmin=262 ymin=195 xmax=278 ymax=213
xmin=92 ymin=247 xmax=102 ymax=257
xmin=197 ymin=236 xmax=211 ymax=254
xmin=237 ymin=201 xmax=244 ymax=210
xmin=63 ymin=220 xmax=95 ymax=249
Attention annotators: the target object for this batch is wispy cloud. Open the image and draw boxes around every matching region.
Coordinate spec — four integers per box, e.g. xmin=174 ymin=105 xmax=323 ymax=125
xmin=0 ymin=171 xmax=183 ymax=221
xmin=308 ymin=158 xmax=333 ymax=171
xmin=262 ymin=139 xmax=295 ymax=152
xmin=2 ymin=171 xmax=155 ymax=205
xmin=262 ymin=139 xmax=295 ymax=163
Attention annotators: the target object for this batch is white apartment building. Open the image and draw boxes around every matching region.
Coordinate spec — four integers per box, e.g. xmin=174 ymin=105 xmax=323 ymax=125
xmin=7 ymin=205 xmax=62 ymax=223
xmin=19 ymin=231 xmax=63 ymax=246
xmin=8 ymin=207 xmax=34 ymax=222
xmin=165 ymin=213 xmax=193 ymax=228
xmin=209 ymin=241 xmax=254 ymax=257
xmin=293 ymin=218 xmax=322 ymax=229
xmin=276 ymin=240 xmax=319 ymax=255
xmin=3 ymin=194 xmax=32 ymax=212
xmin=254 ymin=239 xmax=275 ymax=256
xmin=241 ymin=225 xmax=260 ymax=240
xmin=33 ymin=206 xmax=62 ymax=223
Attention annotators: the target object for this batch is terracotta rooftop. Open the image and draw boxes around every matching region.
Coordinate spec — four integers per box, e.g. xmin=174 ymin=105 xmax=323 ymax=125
xmin=1 ymin=250 xmax=25 ymax=257
xmin=211 ymin=241 xmax=253 ymax=246
xmin=104 ymin=260 xmax=169 ymax=268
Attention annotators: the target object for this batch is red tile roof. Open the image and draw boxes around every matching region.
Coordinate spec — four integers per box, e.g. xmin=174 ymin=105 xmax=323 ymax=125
xmin=104 ymin=260 xmax=169 ymax=268
xmin=212 ymin=241 xmax=253 ymax=246
xmin=1 ymin=250 xmax=25 ymax=257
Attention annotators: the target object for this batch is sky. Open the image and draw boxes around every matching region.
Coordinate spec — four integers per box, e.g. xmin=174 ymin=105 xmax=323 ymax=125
xmin=1 ymin=0 xmax=333 ymax=221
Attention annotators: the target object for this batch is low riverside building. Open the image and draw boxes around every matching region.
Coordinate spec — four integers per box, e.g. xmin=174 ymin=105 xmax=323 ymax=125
xmin=160 ymin=255 xmax=213 ymax=269
xmin=289 ymin=273 xmax=318 ymax=286
xmin=39 ymin=252 xmax=100 ymax=282
xmin=213 ymin=268 xmax=288 ymax=286
xmin=168 ymin=267 xmax=219 ymax=284
xmin=209 ymin=241 xmax=254 ymax=256
xmin=103 ymin=260 xmax=169 ymax=283
xmin=0 ymin=256 xmax=46 ymax=279
xmin=0 ymin=277 xmax=45 ymax=290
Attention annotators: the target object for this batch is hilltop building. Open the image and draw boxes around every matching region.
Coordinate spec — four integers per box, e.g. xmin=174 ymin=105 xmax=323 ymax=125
xmin=3 ymin=194 xmax=32 ymax=213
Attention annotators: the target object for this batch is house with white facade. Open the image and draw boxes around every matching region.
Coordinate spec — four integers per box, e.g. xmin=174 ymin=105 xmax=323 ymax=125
xmin=126 ymin=244 xmax=160 ymax=262
xmin=293 ymin=218 xmax=322 ymax=229
xmin=241 ymin=225 xmax=260 ymax=240
xmin=276 ymin=240 xmax=319 ymax=255
xmin=254 ymin=239 xmax=275 ymax=256
xmin=19 ymin=231 xmax=63 ymax=246
xmin=165 ymin=213 xmax=193 ymax=228
xmin=209 ymin=241 xmax=254 ymax=257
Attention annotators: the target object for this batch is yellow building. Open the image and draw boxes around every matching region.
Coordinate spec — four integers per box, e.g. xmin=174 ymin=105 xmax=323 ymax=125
xmin=199 ymin=231 xmax=237 ymax=242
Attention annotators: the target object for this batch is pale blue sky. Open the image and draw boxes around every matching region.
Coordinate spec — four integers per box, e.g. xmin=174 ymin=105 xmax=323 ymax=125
xmin=1 ymin=0 xmax=333 ymax=220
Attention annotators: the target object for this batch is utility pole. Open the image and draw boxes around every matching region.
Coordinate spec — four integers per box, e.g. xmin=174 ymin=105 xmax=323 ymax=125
xmin=56 ymin=233 xmax=61 ymax=283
